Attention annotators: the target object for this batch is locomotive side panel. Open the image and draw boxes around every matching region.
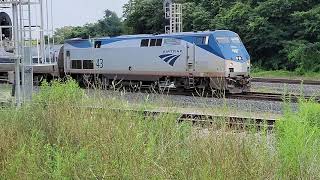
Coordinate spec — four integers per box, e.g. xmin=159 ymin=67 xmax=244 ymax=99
xmin=93 ymin=39 xmax=188 ymax=76
xmin=193 ymin=43 xmax=225 ymax=77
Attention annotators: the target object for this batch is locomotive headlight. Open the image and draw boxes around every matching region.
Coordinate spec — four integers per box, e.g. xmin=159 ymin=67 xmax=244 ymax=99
xmin=230 ymin=62 xmax=234 ymax=67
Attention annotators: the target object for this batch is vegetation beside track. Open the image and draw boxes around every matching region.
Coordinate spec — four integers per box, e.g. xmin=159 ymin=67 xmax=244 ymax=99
xmin=0 ymin=80 xmax=319 ymax=179
xmin=252 ymin=70 xmax=320 ymax=81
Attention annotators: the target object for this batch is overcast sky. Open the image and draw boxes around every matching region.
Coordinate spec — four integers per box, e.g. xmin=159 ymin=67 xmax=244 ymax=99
xmin=52 ymin=0 xmax=128 ymax=29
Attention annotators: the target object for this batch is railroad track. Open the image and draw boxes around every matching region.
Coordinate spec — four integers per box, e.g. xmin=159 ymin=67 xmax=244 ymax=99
xmin=0 ymin=103 xmax=277 ymax=131
xmin=2 ymin=86 xmax=319 ymax=105
xmin=2 ymin=82 xmax=319 ymax=107
xmin=252 ymin=78 xmax=320 ymax=85
xmin=227 ymin=92 xmax=320 ymax=103
xmin=84 ymin=106 xmax=277 ymax=131
xmin=157 ymin=89 xmax=320 ymax=103
xmin=86 ymin=86 xmax=320 ymax=104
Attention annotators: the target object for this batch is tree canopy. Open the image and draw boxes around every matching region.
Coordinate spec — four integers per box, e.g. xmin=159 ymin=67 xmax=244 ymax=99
xmin=122 ymin=0 xmax=320 ymax=73
xmin=54 ymin=0 xmax=320 ymax=73
xmin=54 ymin=10 xmax=123 ymax=44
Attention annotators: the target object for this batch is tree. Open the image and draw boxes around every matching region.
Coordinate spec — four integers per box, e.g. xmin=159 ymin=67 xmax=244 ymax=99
xmin=122 ymin=0 xmax=320 ymax=73
xmin=123 ymin=0 xmax=165 ymax=34
xmin=94 ymin=10 xmax=123 ymax=37
xmin=53 ymin=9 xmax=123 ymax=44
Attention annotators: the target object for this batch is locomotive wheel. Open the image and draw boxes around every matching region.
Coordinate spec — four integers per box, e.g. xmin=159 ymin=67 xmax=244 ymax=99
xmin=128 ymin=81 xmax=142 ymax=92
xmin=33 ymin=75 xmax=44 ymax=86
xmin=81 ymin=74 xmax=92 ymax=88
xmin=101 ymin=76 xmax=110 ymax=90
xmin=148 ymin=82 xmax=158 ymax=93
xmin=158 ymin=80 xmax=172 ymax=94
xmin=194 ymin=87 xmax=207 ymax=97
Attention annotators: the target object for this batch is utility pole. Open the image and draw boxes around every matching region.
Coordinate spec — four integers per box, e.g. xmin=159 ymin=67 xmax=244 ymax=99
xmin=12 ymin=2 xmax=21 ymax=105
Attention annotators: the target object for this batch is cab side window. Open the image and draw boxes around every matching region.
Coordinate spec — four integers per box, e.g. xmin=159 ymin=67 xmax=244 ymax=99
xmin=141 ymin=39 xmax=162 ymax=47
xmin=94 ymin=41 xmax=102 ymax=48
xmin=156 ymin=39 xmax=163 ymax=46
xmin=140 ymin=39 xmax=149 ymax=47
xmin=150 ymin=39 xmax=157 ymax=46
xmin=195 ymin=36 xmax=208 ymax=45
xmin=83 ymin=60 xmax=94 ymax=69
xmin=71 ymin=60 xmax=82 ymax=69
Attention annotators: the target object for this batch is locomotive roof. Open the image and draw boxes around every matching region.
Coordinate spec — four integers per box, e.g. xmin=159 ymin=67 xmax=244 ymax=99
xmin=65 ymin=30 xmax=238 ymax=43
xmin=98 ymin=30 xmax=237 ymax=40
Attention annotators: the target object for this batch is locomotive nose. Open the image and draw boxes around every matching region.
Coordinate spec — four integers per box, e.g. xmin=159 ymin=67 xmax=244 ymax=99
xmin=225 ymin=46 xmax=250 ymax=77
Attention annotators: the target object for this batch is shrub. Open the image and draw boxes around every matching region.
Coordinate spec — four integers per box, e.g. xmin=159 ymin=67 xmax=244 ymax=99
xmin=284 ymin=41 xmax=320 ymax=74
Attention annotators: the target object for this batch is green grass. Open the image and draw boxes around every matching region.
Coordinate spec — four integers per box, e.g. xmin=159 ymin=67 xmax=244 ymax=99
xmin=252 ymin=70 xmax=320 ymax=80
xmin=276 ymin=101 xmax=320 ymax=179
xmin=0 ymin=80 xmax=319 ymax=179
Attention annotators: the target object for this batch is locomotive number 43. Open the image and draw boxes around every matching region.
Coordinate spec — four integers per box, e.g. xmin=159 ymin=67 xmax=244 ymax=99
xmin=96 ymin=59 xmax=104 ymax=68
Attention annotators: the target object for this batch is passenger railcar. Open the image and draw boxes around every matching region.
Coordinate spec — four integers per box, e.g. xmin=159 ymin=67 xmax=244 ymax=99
xmin=61 ymin=30 xmax=251 ymax=93
xmin=0 ymin=45 xmax=62 ymax=77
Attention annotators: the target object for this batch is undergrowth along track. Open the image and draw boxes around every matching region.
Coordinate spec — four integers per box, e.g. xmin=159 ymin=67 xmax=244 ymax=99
xmin=84 ymin=106 xmax=277 ymax=131
xmin=0 ymin=101 xmax=278 ymax=131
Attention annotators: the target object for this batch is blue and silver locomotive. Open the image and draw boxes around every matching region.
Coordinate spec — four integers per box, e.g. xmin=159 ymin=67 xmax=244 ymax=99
xmin=61 ymin=30 xmax=251 ymax=93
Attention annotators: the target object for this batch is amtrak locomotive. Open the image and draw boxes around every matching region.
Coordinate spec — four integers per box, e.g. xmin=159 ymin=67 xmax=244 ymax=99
xmin=0 ymin=30 xmax=251 ymax=93
xmin=60 ymin=30 xmax=251 ymax=93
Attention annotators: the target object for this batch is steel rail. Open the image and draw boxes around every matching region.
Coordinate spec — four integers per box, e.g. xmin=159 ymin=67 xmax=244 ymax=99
xmin=227 ymin=92 xmax=320 ymax=103
xmin=0 ymin=103 xmax=277 ymax=131
xmin=82 ymin=106 xmax=277 ymax=131
xmin=152 ymin=89 xmax=320 ymax=103
xmin=252 ymin=78 xmax=320 ymax=85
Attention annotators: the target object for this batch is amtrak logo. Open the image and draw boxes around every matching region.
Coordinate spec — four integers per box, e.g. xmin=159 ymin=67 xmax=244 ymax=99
xmin=159 ymin=54 xmax=181 ymax=66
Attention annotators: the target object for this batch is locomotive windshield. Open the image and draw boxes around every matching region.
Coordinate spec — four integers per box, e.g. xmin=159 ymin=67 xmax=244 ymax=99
xmin=216 ymin=36 xmax=242 ymax=44
xmin=216 ymin=37 xmax=230 ymax=44
xmin=230 ymin=37 xmax=241 ymax=44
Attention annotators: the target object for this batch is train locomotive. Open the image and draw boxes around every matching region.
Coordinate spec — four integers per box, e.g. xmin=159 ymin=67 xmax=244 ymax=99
xmin=60 ymin=30 xmax=251 ymax=93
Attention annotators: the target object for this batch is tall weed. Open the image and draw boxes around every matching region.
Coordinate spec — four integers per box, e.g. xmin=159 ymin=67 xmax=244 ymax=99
xmin=276 ymin=101 xmax=320 ymax=179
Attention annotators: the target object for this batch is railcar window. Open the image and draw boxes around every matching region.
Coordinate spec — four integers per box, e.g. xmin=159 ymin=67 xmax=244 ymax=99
xmin=83 ymin=60 xmax=94 ymax=69
xmin=195 ymin=37 xmax=207 ymax=45
xmin=231 ymin=37 xmax=241 ymax=44
xmin=150 ymin=39 xmax=157 ymax=46
xmin=66 ymin=51 xmax=70 ymax=58
xmin=141 ymin=39 xmax=149 ymax=47
xmin=216 ymin=37 xmax=230 ymax=44
xmin=94 ymin=41 xmax=102 ymax=48
xmin=32 ymin=57 xmax=40 ymax=64
xmin=71 ymin=60 xmax=82 ymax=69
xmin=156 ymin=39 xmax=162 ymax=46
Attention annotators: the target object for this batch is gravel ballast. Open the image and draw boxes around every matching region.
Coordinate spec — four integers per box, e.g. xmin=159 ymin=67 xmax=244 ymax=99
xmin=88 ymin=89 xmax=297 ymax=115
xmin=251 ymin=82 xmax=320 ymax=96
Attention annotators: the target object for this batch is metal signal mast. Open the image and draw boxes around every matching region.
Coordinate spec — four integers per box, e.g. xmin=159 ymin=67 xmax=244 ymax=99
xmin=164 ymin=0 xmax=183 ymax=34
xmin=0 ymin=0 xmax=54 ymax=105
